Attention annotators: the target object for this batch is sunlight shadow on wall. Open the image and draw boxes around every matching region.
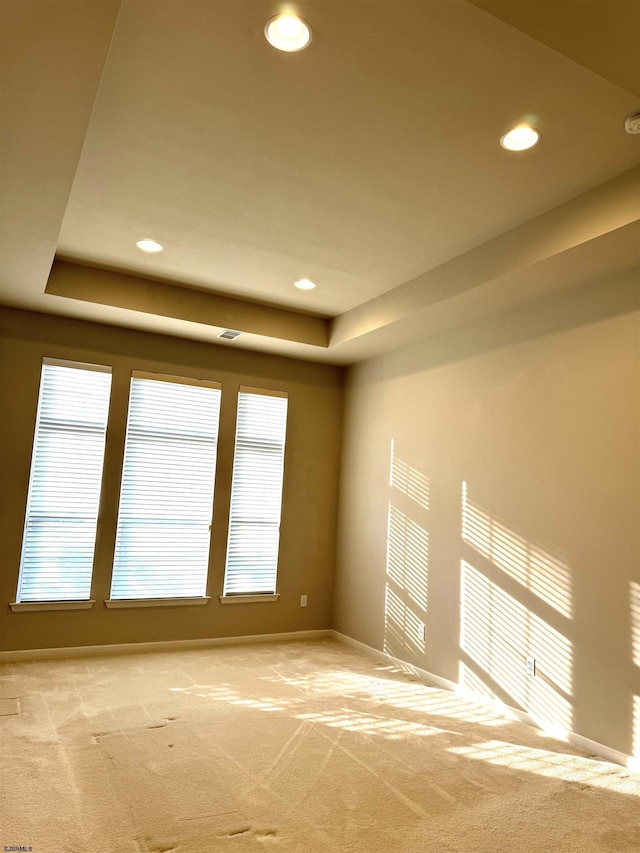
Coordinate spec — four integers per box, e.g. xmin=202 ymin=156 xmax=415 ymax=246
xmin=631 ymin=582 xmax=640 ymax=667
xmin=462 ymin=482 xmax=572 ymax=618
xmin=390 ymin=439 xmax=429 ymax=510
xmin=387 ymin=505 xmax=428 ymax=612
xmin=460 ymin=561 xmax=573 ymax=732
xmin=385 ymin=584 xmax=426 ymax=656
xmin=384 ymin=504 xmax=428 ymax=657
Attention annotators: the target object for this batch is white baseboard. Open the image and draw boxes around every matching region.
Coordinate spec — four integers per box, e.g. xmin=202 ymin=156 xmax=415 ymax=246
xmin=0 ymin=629 xmax=332 ymax=662
xmin=331 ymin=630 xmax=639 ymax=775
xmin=332 ymin=630 xmax=458 ymax=692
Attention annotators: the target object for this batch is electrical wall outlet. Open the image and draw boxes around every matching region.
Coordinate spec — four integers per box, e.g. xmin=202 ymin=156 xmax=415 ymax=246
xmin=526 ymin=656 xmax=536 ymax=676
xmin=421 ymin=624 xmax=426 ymax=642
xmin=300 ymin=595 xmax=307 ymax=607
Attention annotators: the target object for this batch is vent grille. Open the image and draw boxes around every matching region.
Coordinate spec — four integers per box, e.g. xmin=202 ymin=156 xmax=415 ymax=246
xmin=218 ymin=330 xmax=242 ymax=341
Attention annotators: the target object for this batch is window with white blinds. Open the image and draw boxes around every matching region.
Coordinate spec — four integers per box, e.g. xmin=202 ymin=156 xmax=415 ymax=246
xmin=223 ymin=387 xmax=288 ymax=595
xmin=110 ymin=372 xmax=221 ymax=600
xmin=17 ymin=359 xmax=112 ymax=602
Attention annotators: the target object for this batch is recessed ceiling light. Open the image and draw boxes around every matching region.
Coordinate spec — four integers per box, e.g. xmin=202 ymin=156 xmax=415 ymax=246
xmin=500 ymin=126 xmax=540 ymax=151
xmin=265 ymin=14 xmax=312 ymax=52
xmin=136 ymin=238 xmax=164 ymax=253
xmin=294 ymin=278 xmax=316 ymax=290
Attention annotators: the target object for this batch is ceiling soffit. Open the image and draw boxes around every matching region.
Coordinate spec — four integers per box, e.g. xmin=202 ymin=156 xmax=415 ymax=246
xmin=47 ymin=261 xmax=330 ymax=348
xmin=46 ymin=166 xmax=640 ymax=362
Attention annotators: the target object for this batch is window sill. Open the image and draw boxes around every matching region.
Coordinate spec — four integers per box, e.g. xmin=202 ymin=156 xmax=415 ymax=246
xmin=105 ymin=597 xmax=211 ymax=609
xmin=219 ymin=594 xmax=280 ymax=605
xmin=10 ymin=600 xmax=96 ymax=612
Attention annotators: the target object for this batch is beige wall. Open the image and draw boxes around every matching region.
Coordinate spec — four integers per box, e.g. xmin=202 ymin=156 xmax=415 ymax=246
xmin=334 ymin=274 xmax=640 ymax=760
xmin=0 ymin=308 xmax=344 ymax=652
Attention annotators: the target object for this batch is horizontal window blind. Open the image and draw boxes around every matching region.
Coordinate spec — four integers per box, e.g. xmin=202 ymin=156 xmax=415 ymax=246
xmin=111 ymin=373 xmax=221 ymax=599
xmin=224 ymin=388 xmax=288 ymax=595
xmin=18 ymin=360 xmax=112 ymax=602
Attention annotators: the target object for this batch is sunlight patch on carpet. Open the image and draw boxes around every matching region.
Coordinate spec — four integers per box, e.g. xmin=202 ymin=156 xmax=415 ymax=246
xmin=449 ymin=740 xmax=640 ymax=794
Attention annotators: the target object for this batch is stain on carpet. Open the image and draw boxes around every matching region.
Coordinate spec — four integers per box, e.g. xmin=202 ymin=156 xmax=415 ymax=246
xmin=92 ymin=717 xmax=180 ymax=742
xmin=134 ymin=834 xmax=179 ymax=853
xmin=0 ymin=697 xmax=21 ymax=716
xmin=219 ymin=827 xmax=279 ymax=841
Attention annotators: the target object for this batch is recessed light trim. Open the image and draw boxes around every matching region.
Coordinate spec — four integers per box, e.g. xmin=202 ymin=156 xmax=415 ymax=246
xmin=265 ymin=14 xmax=312 ymax=52
xmin=136 ymin=238 xmax=164 ymax=253
xmin=500 ymin=126 xmax=540 ymax=151
xmin=294 ymin=278 xmax=316 ymax=290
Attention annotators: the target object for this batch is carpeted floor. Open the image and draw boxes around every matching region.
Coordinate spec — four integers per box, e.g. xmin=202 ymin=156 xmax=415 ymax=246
xmin=1 ymin=638 xmax=639 ymax=852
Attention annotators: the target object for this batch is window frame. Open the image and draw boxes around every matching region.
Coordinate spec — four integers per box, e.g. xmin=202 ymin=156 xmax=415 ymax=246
xmin=222 ymin=385 xmax=288 ymax=599
xmin=108 ymin=370 xmax=222 ymax=603
xmin=14 ymin=357 xmax=112 ymax=606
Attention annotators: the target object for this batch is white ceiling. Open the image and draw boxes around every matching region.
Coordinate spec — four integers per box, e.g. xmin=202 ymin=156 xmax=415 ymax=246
xmin=1 ymin=0 xmax=639 ymax=364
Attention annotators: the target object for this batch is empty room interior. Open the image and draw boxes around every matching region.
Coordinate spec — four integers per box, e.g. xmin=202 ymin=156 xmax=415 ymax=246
xmin=1 ymin=1 xmax=640 ymax=850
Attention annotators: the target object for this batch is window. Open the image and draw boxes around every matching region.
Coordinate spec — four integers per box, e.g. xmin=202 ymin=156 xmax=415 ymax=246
xmin=17 ymin=359 xmax=112 ymax=602
xmin=110 ymin=372 xmax=221 ymax=600
xmin=224 ymin=387 xmax=288 ymax=596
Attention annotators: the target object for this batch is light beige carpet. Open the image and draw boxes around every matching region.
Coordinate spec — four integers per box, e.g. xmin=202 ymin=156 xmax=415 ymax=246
xmin=1 ymin=639 xmax=639 ymax=852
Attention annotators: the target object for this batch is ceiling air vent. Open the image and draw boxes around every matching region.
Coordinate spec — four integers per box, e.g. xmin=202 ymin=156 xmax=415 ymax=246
xmin=218 ymin=329 xmax=242 ymax=341
xmin=625 ymin=112 xmax=640 ymax=134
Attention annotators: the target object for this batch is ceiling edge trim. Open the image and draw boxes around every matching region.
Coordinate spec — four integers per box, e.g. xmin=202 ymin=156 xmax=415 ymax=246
xmin=46 ymin=261 xmax=330 ymax=348
xmin=330 ymin=166 xmax=640 ymax=348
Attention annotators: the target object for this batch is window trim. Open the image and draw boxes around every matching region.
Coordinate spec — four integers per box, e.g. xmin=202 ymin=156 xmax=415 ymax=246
xmin=219 ymin=594 xmax=281 ymax=605
xmin=105 ymin=596 xmax=211 ymax=609
xmin=237 ymin=385 xmax=288 ymax=398
xmin=131 ymin=369 xmax=221 ymax=390
xmin=10 ymin=600 xmax=96 ymax=612
xmin=42 ymin=356 xmax=111 ymax=373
